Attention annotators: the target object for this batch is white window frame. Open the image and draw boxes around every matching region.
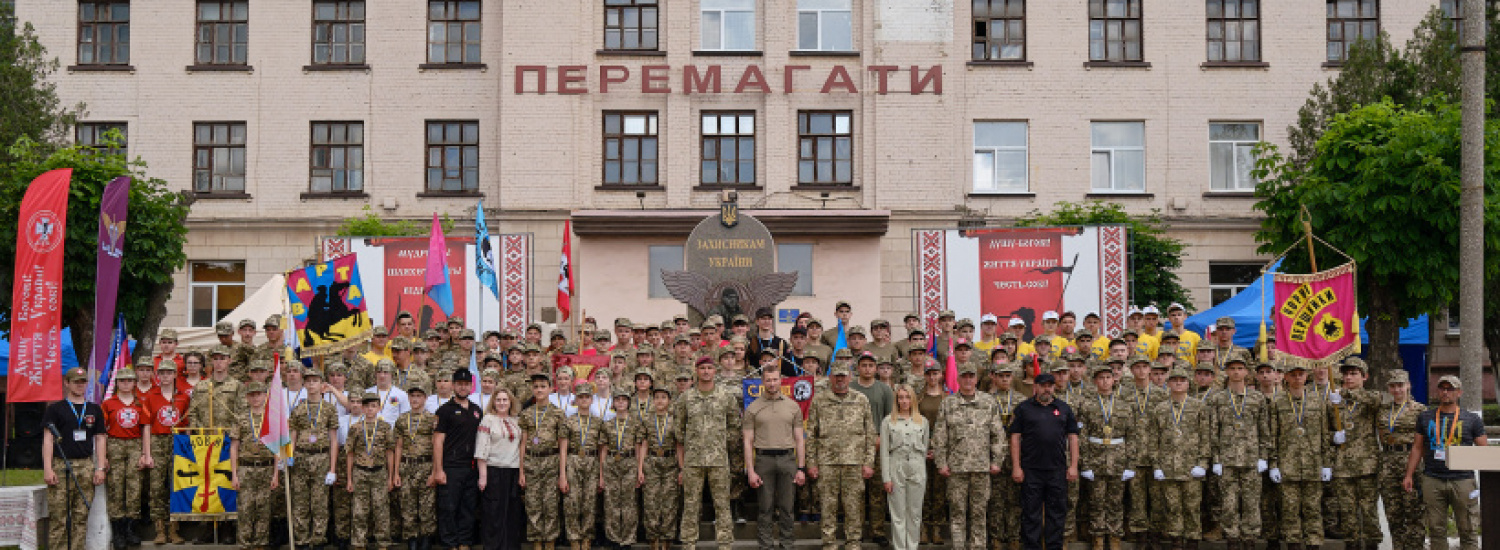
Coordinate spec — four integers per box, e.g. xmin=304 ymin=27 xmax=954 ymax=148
xmin=776 ymin=243 xmax=814 ymax=296
xmin=1090 ymin=121 xmax=1146 ymax=193
xmin=189 ymin=261 xmax=246 ymax=327
xmin=700 ymin=0 xmax=756 ymax=51
xmin=1208 ymin=261 xmax=1260 ymax=306
xmin=972 ymin=121 xmax=1029 ymax=193
xmin=648 ymin=245 xmax=684 ymax=299
xmin=796 ymin=0 xmax=852 ymax=52
xmin=1208 ymin=122 xmax=1260 ymax=191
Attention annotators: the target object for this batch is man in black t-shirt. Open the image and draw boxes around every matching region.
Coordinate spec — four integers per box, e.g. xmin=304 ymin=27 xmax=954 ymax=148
xmin=431 ymin=369 xmax=483 ymax=549
xmin=1402 ymin=375 xmax=1487 ymax=550
xmin=42 ymin=368 xmax=108 ymax=550
xmin=1007 ymin=373 xmax=1079 ymax=550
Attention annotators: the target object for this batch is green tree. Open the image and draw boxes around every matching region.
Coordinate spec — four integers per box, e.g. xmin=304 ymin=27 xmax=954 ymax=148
xmin=336 ymin=205 xmax=456 ymax=236
xmin=1015 ymin=201 xmax=1193 ymax=310
xmin=0 ymin=2 xmax=82 ymax=167
xmin=1253 ymin=98 xmax=1500 ymax=379
xmin=0 ymin=135 xmax=192 ymax=363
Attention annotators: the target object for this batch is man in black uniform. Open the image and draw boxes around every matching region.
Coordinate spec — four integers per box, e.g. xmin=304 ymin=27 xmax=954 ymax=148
xmin=43 ymin=368 xmax=109 ymax=550
xmin=431 ymin=369 xmax=483 ymax=550
xmin=1008 ymin=372 xmax=1079 ymax=550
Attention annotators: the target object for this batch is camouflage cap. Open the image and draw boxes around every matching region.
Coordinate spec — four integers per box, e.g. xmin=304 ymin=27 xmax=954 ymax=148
xmin=1104 ymin=355 xmax=1126 ymax=365
xmin=700 ymin=320 xmax=717 ymax=330
xmin=114 ymin=368 xmax=137 ymax=381
xmin=1215 ymin=316 xmax=1236 ymax=329
xmin=955 ymin=318 xmax=975 ymax=330
xmin=806 ymin=318 xmax=823 ymax=328
xmin=215 ymin=322 xmax=234 ymax=336
xmin=158 ymin=328 xmax=179 ymax=341
xmin=635 ymin=345 xmax=655 ymax=356
xmin=1065 ymin=352 xmax=1088 ymax=363
xmin=673 ymin=334 xmax=692 ymax=345
xmin=248 ymin=359 xmax=272 ymax=372
xmin=263 ymin=314 xmax=283 ymax=329
xmin=302 ymin=366 xmax=324 ymax=379
xmin=938 ymin=310 xmax=956 ymax=319
xmin=991 ymin=362 xmax=1018 ymax=376
xmin=673 ymin=370 xmax=692 ymax=381
xmin=834 ymin=348 xmax=854 ymax=359
xmin=1386 ymin=369 xmax=1410 ymax=385
xmin=957 ymin=363 xmax=978 ymax=375
xmin=1049 ymin=360 xmax=1070 ymax=372
xmin=614 ymin=317 xmax=633 ymax=328
xmin=406 ymin=383 xmax=427 ymax=394
xmin=447 ymin=316 xmax=465 ymax=327
xmin=424 ymin=329 xmax=444 ymax=340
xmin=632 ymin=368 xmax=654 ymax=380
xmin=672 ymin=313 xmax=689 ymax=323
xmin=481 ymin=368 xmax=502 ymax=382
xmin=245 ymin=381 xmax=269 ymax=394
xmin=1159 ymin=332 xmax=1181 ymax=342
xmin=324 ymin=361 xmax=348 ymax=376
xmin=551 ymin=329 xmax=566 ymax=339
xmin=238 ymin=318 xmax=257 ymax=329
xmin=613 ymin=386 xmax=633 ymax=399
xmin=611 ymin=350 xmax=630 ymax=360
xmin=731 ymin=314 xmax=750 ymax=325
xmin=828 ymin=363 xmax=852 ymax=377
xmin=1167 ymin=367 xmax=1192 ymax=380
xmin=1340 ymin=357 xmax=1368 ymax=374
xmin=659 ymin=321 xmax=674 ymax=331
xmin=631 ymin=323 xmax=649 ymax=331
xmin=1194 ymin=361 xmax=1217 ymax=373
xmin=460 ymin=329 xmax=476 ymax=340
xmin=155 ymin=360 xmax=177 ymax=372
xmin=1150 ymin=360 xmax=1173 ymax=371
xmin=954 ymin=340 xmax=973 ymax=350
xmin=847 ymin=325 xmax=867 ymax=337
xmin=359 ymin=390 xmax=381 ymax=403
xmin=372 ymin=326 xmax=390 ymax=337
xmin=575 ymin=382 xmax=596 ymax=396
xmin=525 ymin=343 xmax=544 ymax=353
xmin=209 ymin=344 xmax=232 ymax=357
xmin=389 ymin=337 xmax=413 ymax=351
xmin=871 ymin=318 xmax=891 ymax=328
xmin=1127 ymin=354 xmax=1152 ymax=367
xmin=1088 ymin=364 xmax=1114 ymax=378
xmin=1119 ymin=328 xmax=1139 ymax=338
xmin=1074 ymin=328 xmax=1095 ymax=339
xmin=375 ymin=359 xmax=396 ymax=373
xmin=411 ymin=340 xmax=429 ymax=352
xmin=561 ymin=344 xmax=579 ymax=354
xmin=706 ymin=315 xmax=724 ymax=326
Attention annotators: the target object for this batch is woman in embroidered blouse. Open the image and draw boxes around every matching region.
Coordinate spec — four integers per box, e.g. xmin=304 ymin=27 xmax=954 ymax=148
xmin=882 ymin=384 xmax=930 ymax=550
xmin=476 ymin=388 xmax=524 ymax=550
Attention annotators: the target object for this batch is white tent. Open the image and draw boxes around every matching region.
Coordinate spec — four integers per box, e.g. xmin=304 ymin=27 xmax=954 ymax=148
xmin=167 ymin=274 xmax=286 ymax=351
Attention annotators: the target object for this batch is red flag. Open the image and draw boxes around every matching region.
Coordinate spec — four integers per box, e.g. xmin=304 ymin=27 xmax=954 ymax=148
xmin=8 ymin=169 xmax=72 ymax=402
xmin=557 ymin=220 xmax=574 ymax=322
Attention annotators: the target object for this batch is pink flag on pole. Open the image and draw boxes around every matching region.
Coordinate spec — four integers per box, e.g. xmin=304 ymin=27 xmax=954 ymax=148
xmin=259 ymin=355 xmax=291 ymax=456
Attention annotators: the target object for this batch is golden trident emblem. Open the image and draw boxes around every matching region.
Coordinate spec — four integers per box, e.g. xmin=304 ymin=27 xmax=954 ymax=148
xmin=720 ymin=190 xmax=739 ymax=228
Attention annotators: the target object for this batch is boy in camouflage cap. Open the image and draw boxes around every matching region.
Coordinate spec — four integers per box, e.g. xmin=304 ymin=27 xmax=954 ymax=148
xmin=232 ymin=382 xmax=277 ymax=550
xmin=1146 ymin=368 xmax=1209 ymax=550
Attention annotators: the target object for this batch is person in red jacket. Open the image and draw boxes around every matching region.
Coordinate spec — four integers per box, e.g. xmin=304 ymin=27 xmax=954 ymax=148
xmin=142 ymin=358 xmax=191 ymax=544
xmin=103 ymin=368 xmax=153 ymax=549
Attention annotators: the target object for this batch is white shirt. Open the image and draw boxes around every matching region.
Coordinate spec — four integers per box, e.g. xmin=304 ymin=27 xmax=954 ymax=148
xmin=364 ymin=385 xmax=411 ymax=424
xmin=328 ymin=389 xmax=353 ymax=445
xmin=282 ymin=387 xmax=309 ymax=421
xmin=586 ymin=399 xmax=615 ymax=421
xmin=549 ymin=392 xmax=579 ymax=417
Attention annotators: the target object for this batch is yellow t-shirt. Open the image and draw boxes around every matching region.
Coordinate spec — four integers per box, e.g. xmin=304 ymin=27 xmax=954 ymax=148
xmin=1133 ymin=333 xmax=1160 ymax=359
xmin=1049 ymin=336 xmax=1074 ymax=359
xmin=1173 ymin=330 xmax=1202 ymax=360
xmin=1090 ymin=338 xmax=1109 ymax=360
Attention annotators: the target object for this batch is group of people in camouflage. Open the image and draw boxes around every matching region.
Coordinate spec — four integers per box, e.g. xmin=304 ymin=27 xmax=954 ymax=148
xmin=43 ymin=301 xmax=1487 ymax=550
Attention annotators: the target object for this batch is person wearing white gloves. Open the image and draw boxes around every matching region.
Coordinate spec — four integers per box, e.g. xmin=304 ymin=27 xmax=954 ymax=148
xmin=1327 ymin=358 xmax=1383 ymax=550
xmin=1402 ymin=375 xmax=1488 ymax=550
xmin=1203 ymin=354 xmax=1272 ymax=550
xmin=1118 ymin=355 xmax=1168 ymax=547
xmin=1268 ymin=363 xmax=1332 ymax=550
xmin=288 ymin=367 xmax=342 ymax=549
xmin=1146 ymin=367 xmax=1209 ymax=550
xmin=1074 ymin=362 xmax=1134 ymax=550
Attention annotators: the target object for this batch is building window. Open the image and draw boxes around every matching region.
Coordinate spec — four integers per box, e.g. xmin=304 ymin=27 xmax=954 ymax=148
xmin=310 ymin=122 xmax=364 ymax=193
xmin=1088 ymin=0 xmax=1142 ymax=62
xmin=78 ymin=2 xmax=129 ymax=65
xmin=76 ymin=122 xmax=128 ymax=157
xmin=428 ymin=0 xmax=481 ymax=64
xmin=701 ymin=0 xmax=755 ymax=51
xmin=648 ymin=245 xmax=684 ymax=299
xmin=1209 ymin=262 xmax=1260 ymax=306
xmin=972 ymin=0 xmax=1025 ymax=61
xmin=1440 ymin=0 xmax=1465 ymax=42
xmin=193 ymin=122 xmax=247 ymax=193
xmin=603 ymin=112 xmax=659 ymax=185
xmin=701 ymin=112 xmax=755 ymax=186
xmin=1206 ymin=0 xmax=1259 ymax=62
xmin=797 ymin=111 xmax=853 ymax=185
xmin=1327 ymin=0 xmax=1378 ymax=63
xmin=1209 ymin=122 xmax=1259 ymax=191
xmin=312 ymin=1 xmax=365 ymax=65
xmin=195 ymin=1 xmax=248 ymax=65
xmin=1090 ymin=122 xmax=1145 ymax=192
xmin=973 ymin=121 xmax=1028 ymax=193
xmin=797 ymin=0 xmax=852 ymax=51
xmin=190 ymin=261 xmax=246 ymax=327
xmin=777 ymin=244 xmax=814 ymax=296
xmin=425 ymin=121 xmax=479 ymax=192
xmin=604 ymin=0 xmax=658 ymax=51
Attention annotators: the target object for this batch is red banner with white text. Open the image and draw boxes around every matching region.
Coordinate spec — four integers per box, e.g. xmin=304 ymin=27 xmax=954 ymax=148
xmin=8 ymin=169 xmax=73 ymax=402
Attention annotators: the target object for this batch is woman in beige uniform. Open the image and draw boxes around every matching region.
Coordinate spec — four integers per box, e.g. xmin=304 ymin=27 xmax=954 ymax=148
xmin=881 ymin=384 xmax=929 ymax=550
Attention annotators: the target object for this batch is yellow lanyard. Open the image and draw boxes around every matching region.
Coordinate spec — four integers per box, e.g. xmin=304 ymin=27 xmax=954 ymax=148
xmin=361 ymin=419 xmax=375 ymax=455
xmin=653 ymin=414 xmax=668 ymax=446
xmin=1170 ymin=399 xmax=1187 ymax=432
xmin=1386 ymin=400 xmax=1408 ymax=433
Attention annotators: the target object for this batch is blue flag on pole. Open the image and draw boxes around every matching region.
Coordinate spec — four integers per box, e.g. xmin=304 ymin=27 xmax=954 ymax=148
xmin=475 ymin=201 xmax=499 ymax=299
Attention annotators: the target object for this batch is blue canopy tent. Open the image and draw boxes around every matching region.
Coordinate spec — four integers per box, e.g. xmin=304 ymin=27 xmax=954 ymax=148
xmin=0 ymin=327 xmax=83 ymax=377
xmin=1180 ymin=263 xmax=1431 ymax=401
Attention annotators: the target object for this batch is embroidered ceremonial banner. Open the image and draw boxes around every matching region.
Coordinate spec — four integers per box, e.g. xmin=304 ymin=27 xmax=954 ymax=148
xmin=741 ymin=375 xmax=814 ymax=418
xmin=170 ymin=431 xmax=237 ymax=520
xmin=7 ymin=169 xmax=72 ymax=403
xmin=1272 ymin=262 xmax=1359 ymax=368
xmin=287 ymin=255 xmax=372 ymax=355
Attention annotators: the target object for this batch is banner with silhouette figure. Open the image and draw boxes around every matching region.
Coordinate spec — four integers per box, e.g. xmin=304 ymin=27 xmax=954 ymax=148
xmin=1272 ymin=262 xmax=1359 ymax=369
xmin=914 ymin=226 xmax=1130 ymax=341
xmin=170 ymin=430 xmax=237 ymax=520
xmin=286 ymin=255 xmax=372 ymax=355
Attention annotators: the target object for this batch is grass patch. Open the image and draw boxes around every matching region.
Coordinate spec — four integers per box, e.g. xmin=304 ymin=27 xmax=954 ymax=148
xmin=0 ymin=469 xmax=45 ymax=487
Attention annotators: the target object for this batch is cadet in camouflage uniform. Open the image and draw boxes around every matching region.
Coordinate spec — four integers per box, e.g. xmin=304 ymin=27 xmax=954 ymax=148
xmin=347 ymin=391 xmax=396 ymax=550
xmin=394 ymin=384 xmax=438 ymax=549
xmin=188 ymin=345 xmax=244 ymax=428
xmin=564 ymin=383 xmax=607 ymax=550
xmin=390 ymin=338 xmax=434 ymax=396
xmin=1119 ymin=356 xmax=1166 ymax=545
xmin=1076 ymin=363 xmax=1133 ymax=550
xmin=1267 ymin=364 xmax=1330 ymax=550
xmin=806 ymin=362 xmax=877 ymax=550
xmin=520 ymin=372 xmax=569 ymax=548
xmin=1147 ymin=367 xmax=1209 ymax=549
xmin=288 ymin=367 xmax=341 ymax=548
xmin=229 ymin=318 xmax=258 ymax=382
xmin=323 ymin=361 xmax=358 ymax=550
xmin=603 ymin=388 xmax=642 ymax=549
xmin=103 ymin=368 xmax=148 ymax=550
xmin=233 ymin=383 xmax=278 ymax=550
xmin=636 ymin=387 xmax=679 ymax=550
xmin=989 ymin=363 xmax=1025 ymax=549
xmin=231 ymin=315 xmax=289 ymax=382
xmin=932 ymin=364 xmax=1006 ymax=550
xmin=1204 ymin=355 xmax=1270 ymax=550
xmin=1376 ymin=370 xmax=1426 ymax=550
xmin=673 ymin=359 xmax=742 ymax=549
xmin=1328 ymin=358 xmax=1382 ymax=550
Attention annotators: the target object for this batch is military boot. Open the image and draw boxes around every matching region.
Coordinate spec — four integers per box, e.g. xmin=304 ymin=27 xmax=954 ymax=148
xmin=1109 ymin=536 xmax=1122 ymax=550
xmin=1092 ymin=536 xmax=1107 ymax=550
xmin=167 ymin=521 xmax=185 ymax=544
xmin=152 ymin=520 xmax=167 ymax=544
xmin=931 ymin=524 xmax=944 ymax=544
